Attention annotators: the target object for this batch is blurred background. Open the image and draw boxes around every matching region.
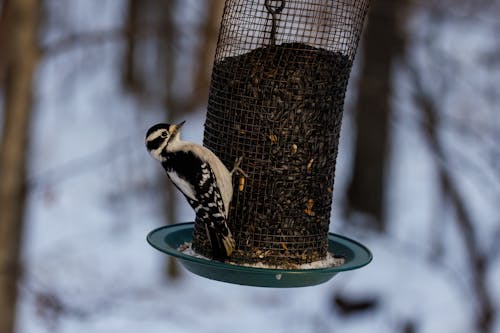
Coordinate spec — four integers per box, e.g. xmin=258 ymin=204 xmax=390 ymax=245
xmin=0 ymin=0 xmax=499 ymax=332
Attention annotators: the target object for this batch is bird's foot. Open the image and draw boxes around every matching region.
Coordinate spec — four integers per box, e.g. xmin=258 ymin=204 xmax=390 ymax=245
xmin=230 ymin=156 xmax=248 ymax=177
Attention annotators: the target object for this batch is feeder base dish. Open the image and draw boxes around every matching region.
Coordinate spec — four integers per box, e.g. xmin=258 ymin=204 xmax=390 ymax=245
xmin=147 ymin=222 xmax=372 ymax=288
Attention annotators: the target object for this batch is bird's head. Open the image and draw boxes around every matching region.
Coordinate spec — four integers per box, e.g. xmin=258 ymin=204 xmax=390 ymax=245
xmin=145 ymin=121 xmax=185 ymax=161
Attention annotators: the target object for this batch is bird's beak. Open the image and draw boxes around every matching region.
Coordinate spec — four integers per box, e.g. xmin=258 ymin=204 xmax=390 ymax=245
xmin=170 ymin=120 xmax=186 ymax=137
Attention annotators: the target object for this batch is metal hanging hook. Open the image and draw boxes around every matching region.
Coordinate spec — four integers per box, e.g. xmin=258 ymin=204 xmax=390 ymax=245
xmin=264 ymin=0 xmax=285 ymax=45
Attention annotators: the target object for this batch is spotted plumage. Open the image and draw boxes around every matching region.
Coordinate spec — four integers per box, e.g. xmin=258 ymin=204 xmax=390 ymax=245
xmin=145 ymin=121 xmax=236 ymax=260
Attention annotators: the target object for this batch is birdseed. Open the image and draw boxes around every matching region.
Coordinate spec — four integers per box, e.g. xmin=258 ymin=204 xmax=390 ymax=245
xmin=193 ymin=43 xmax=352 ymax=265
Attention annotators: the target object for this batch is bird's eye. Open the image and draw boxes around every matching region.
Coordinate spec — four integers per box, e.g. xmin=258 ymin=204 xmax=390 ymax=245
xmin=161 ymin=132 xmax=168 ymax=138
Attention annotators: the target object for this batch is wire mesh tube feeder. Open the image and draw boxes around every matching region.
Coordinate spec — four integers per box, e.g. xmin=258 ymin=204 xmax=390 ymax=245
xmin=147 ymin=0 xmax=372 ymax=287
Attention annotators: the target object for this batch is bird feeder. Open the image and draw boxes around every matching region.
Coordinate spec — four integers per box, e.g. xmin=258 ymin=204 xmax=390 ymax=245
xmin=148 ymin=0 xmax=372 ymax=287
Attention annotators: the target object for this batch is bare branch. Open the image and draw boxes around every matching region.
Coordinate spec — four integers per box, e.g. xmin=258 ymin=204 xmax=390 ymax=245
xmin=40 ymin=24 xmax=180 ymax=58
xmin=407 ymin=63 xmax=496 ymax=333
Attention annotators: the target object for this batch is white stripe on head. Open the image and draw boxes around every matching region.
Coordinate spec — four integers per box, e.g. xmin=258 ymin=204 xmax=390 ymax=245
xmin=146 ymin=128 xmax=170 ymax=161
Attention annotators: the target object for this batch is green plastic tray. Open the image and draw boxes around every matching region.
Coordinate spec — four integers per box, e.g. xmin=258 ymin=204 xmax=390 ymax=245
xmin=147 ymin=222 xmax=372 ymax=288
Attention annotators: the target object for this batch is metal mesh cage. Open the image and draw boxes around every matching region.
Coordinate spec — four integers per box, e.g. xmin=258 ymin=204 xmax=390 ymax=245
xmin=193 ymin=0 xmax=369 ymax=267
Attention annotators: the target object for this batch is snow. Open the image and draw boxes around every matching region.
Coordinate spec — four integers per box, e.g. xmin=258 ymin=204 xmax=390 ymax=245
xmin=13 ymin=1 xmax=500 ymax=333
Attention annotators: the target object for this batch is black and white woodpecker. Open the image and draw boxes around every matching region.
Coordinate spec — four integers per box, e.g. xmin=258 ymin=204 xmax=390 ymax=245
xmin=145 ymin=121 xmax=240 ymax=261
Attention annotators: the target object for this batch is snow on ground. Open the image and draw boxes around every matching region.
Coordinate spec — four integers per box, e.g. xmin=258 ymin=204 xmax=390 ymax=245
xmin=13 ymin=1 xmax=500 ymax=333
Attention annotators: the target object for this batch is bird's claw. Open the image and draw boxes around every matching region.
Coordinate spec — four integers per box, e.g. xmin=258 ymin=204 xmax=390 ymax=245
xmin=231 ymin=156 xmax=248 ymax=178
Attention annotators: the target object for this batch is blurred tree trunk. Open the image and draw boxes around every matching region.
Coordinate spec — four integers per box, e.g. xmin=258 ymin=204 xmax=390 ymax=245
xmin=0 ymin=0 xmax=39 ymax=332
xmin=122 ymin=0 xmax=182 ymax=279
xmin=347 ymin=0 xmax=409 ymax=230
xmin=163 ymin=0 xmax=224 ymax=279
xmin=161 ymin=0 xmax=181 ymax=279
xmin=0 ymin=0 xmax=12 ymax=85
xmin=122 ymin=0 xmax=140 ymax=92
xmin=122 ymin=0 xmax=223 ymax=279
xmin=190 ymin=0 xmax=224 ymax=111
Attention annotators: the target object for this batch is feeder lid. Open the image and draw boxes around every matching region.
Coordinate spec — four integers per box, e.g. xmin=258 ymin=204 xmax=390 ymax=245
xmin=147 ymin=222 xmax=372 ymax=288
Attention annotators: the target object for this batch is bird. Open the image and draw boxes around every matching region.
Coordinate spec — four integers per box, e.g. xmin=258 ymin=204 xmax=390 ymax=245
xmin=145 ymin=121 xmax=241 ymax=261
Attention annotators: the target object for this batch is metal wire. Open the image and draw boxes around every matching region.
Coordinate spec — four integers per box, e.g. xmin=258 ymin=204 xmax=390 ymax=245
xmin=193 ymin=0 xmax=369 ymax=267
xmin=264 ymin=0 xmax=286 ymax=45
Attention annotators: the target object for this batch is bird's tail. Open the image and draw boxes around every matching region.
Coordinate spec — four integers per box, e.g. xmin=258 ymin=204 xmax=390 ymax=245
xmin=205 ymin=222 xmax=235 ymax=261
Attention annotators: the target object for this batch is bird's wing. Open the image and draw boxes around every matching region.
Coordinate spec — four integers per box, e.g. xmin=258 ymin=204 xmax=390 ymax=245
xmin=167 ymin=170 xmax=196 ymax=201
xmin=163 ymin=150 xmax=226 ymax=215
xmin=189 ymin=165 xmax=234 ymax=259
xmin=162 ymin=150 xmax=234 ymax=259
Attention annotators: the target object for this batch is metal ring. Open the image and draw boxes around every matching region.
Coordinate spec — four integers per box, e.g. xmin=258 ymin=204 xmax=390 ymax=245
xmin=264 ymin=0 xmax=285 ymax=15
